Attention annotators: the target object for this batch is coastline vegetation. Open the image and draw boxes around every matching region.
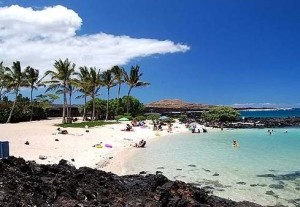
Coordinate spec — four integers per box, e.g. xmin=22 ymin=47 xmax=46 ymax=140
xmin=202 ymin=106 xmax=240 ymax=122
xmin=0 ymin=59 xmax=150 ymax=124
xmin=56 ymin=120 xmax=117 ymax=128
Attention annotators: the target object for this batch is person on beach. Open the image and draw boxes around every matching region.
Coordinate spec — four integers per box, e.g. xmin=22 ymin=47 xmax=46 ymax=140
xmin=132 ymin=139 xmax=146 ymax=148
xmin=167 ymin=122 xmax=173 ymax=133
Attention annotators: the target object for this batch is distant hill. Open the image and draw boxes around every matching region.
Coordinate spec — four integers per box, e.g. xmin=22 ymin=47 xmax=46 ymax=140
xmin=145 ymin=99 xmax=212 ymax=112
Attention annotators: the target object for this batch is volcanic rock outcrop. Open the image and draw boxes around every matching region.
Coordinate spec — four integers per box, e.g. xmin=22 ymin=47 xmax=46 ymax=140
xmin=0 ymin=157 xmax=262 ymax=206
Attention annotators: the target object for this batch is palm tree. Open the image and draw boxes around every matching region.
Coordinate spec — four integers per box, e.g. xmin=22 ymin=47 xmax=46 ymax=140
xmin=4 ymin=61 xmax=26 ymax=123
xmin=24 ymin=67 xmax=45 ymax=121
xmin=67 ymin=84 xmax=76 ymax=118
xmin=44 ymin=59 xmax=75 ymax=124
xmin=101 ymin=69 xmax=117 ymax=120
xmin=56 ymin=83 xmax=76 ymax=118
xmin=123 ymin=65 xmax=150 ymax=114
xmin=111 ymin=65 xmax=124 ymax=99
xmin=0 ymin=61 xmax=8 ymax=101
xmin=74 ymin=66 xmax=91 ymax=121
xmin=88 ymin=67 xmax=102 ymax=120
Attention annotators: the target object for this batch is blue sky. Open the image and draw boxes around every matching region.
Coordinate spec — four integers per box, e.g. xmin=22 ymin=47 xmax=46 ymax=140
xmin=1 ymin=0 xmax=300 ymax=107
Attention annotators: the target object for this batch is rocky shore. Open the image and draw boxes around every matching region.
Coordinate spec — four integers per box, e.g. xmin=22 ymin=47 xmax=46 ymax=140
xmin=204 ymin=117 xmax=300 ymax=129
xmin=0 ymin=157 xmax=263 ymax=207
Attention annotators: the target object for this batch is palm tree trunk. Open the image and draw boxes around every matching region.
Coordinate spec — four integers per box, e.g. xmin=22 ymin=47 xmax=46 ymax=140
xmin=6 ymin=89 xmax=19 ymax=123
xmin=126 ymin=87 xmax=132 ymax=114
xmin=92 ymin=91 xmax=95 ymax=121
xmin=105 ymin=88 xmax=110 ymax=120
xmin=69 ymin=92 xmax=72 ymax=118
xmin=83 ymin=95 xmax=87 ymax=121
xmin=117 ymin=83 xmax=121 ymax=99
xmin=30 ymin=87 xmax=34 ymax=121
xmin=0 ymin=88 xmax=2 ymax=101
xmin=62 ymin=85 xmax=67 ymax=124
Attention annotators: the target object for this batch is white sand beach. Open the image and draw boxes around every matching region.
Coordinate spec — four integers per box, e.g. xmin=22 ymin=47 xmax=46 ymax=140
xmin=0 ymin=118 xmax=189 ymax=173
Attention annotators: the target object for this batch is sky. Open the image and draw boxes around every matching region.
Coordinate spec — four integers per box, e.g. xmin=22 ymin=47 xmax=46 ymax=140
xmin=1 ymin=0 xmax=300 ymax=107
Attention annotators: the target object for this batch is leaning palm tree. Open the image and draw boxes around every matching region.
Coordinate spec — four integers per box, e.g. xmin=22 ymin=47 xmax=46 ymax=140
xmin=111 ymin=65 xmax=124 ymax=99
xmin=24 ymin=66 xmax=45 ymax=121
xmin=74 ymin=66 xmax=91 ymax=121
xmin=101 ymin=69 xmax=117 ymax=120
xmin=122 ymin=65 xmax=150 ymax=114
xmin=0 ymin=61 xmax=8 ymax=101
xmin=4 ymin=61 xmax=26 ymax=123
xmin=44 ymin=59 xmax=75 ymax=124
xmin=84 ymin=67 xmax=102 ymax=120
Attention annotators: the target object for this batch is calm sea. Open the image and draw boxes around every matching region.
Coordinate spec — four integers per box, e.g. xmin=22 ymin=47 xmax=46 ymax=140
xmin=239 ymin=108 xmax=300 ymax=118
xmin=121 ymin=109 xmax=300 ymax=207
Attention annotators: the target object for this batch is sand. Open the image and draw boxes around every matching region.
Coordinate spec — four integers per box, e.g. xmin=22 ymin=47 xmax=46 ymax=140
xmin=0 ymin=117 xmax=189 ymax=173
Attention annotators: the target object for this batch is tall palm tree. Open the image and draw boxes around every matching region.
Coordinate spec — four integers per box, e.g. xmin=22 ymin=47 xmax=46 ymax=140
xmin=74 ymin=66 xmax=91 ymax=121
xmin=4 ymin=61 xmax=26 ymax=123
xmin=123 ymin=65 xmax=150 ymax=114
xmin=57 ymin=83 xmax=76 ymax=118
xmin=101 ymin=69 xmax=117 ymax=120
xmin=111 ymin=65 xmax=124 ymax=99
xmin=44 ymin=59 xmax=75 ymax=124
xmin=24 ymin=66 xmax=45 ymax=121
xmin=88 ymin=67 xmax=102 ymax=120
xmin=67 ymin=84 xmax=76 ymax=118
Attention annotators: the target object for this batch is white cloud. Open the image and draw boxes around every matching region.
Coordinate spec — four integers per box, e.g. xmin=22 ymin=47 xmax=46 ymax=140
xmin=0 ymin=5 xmax=190 ymax=73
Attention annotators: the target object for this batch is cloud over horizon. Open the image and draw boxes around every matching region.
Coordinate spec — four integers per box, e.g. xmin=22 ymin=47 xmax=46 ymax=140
xmin=0 ymin=5 xmax=190 ymax=73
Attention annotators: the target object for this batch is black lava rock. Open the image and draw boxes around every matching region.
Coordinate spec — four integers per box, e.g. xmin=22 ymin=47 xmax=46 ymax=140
xmin=0 ymin=156 xmax=262 ymax=207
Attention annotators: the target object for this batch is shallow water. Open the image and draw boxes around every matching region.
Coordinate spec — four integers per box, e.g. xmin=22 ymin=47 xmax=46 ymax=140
xmin=123 ymin=128 xmax=300 ymax=206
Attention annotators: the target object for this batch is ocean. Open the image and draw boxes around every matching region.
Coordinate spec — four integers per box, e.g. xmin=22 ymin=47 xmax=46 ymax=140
xmin=121 ymin=109 xmax=300 ymax=206
xmin=239 ymin=108 xmax=300 ymax=118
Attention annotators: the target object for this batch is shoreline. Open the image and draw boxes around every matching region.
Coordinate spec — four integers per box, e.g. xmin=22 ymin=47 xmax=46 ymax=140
xmin=0 ymin=117 xmax=190 ymax=170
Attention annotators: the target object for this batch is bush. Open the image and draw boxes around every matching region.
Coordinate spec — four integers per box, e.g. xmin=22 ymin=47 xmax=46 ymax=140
xmin=147 ymin=114 xmax=160 ymax=121
xmin=202 ymin=106 xmax=240 ymax=122
xmin=178 ymin=115 xmax=187 ymax=123
xmin=135 ymin=115 xmax=146 ymax=121
xmin=115 ymin=114 xmax=133 ymax=121
xmin=0 ymin=94 xmax=47 ymax=123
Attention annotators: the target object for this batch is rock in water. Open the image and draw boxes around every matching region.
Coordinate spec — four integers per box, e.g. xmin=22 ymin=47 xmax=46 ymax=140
xmin=0 ymin=156 xmax=262 ymax=206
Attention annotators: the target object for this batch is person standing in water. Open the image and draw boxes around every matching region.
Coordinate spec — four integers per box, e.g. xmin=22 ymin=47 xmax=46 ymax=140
xmin=232 ymin=140 xmax=239 ymax=147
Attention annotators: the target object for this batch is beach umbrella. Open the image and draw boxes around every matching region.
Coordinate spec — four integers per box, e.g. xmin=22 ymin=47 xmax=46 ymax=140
xmin=118 ymin=117 xmax=129 ymax=121
xmin=159 ymin=116 xmax=169 ymax=120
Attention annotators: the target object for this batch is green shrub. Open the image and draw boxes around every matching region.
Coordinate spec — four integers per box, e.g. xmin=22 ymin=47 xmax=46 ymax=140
xmin=178 ymin=115 xmax=187 ymax=122
xmin=202 ymin=106 xmax=240 ymax=122
xmin=147 ymin=114 xmax=160 ymax=121
xmin=135 ymin=115 xmax=146 ymax=121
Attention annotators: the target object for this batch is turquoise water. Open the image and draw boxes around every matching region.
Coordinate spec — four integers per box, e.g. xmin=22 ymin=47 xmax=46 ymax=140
xmin=240 ymin=108 xmax=300 ymax=118
xmin=123 ymin=128 xmax=300 ymax=206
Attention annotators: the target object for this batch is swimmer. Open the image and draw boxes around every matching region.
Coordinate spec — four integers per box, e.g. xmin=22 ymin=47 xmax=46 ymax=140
xmin=232 ymin=140 xmax=239 ymax=147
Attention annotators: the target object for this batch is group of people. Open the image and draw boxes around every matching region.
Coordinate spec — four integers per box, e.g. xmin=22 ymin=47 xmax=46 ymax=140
xmin=131 ymin=119 xmax=146 ymax=127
